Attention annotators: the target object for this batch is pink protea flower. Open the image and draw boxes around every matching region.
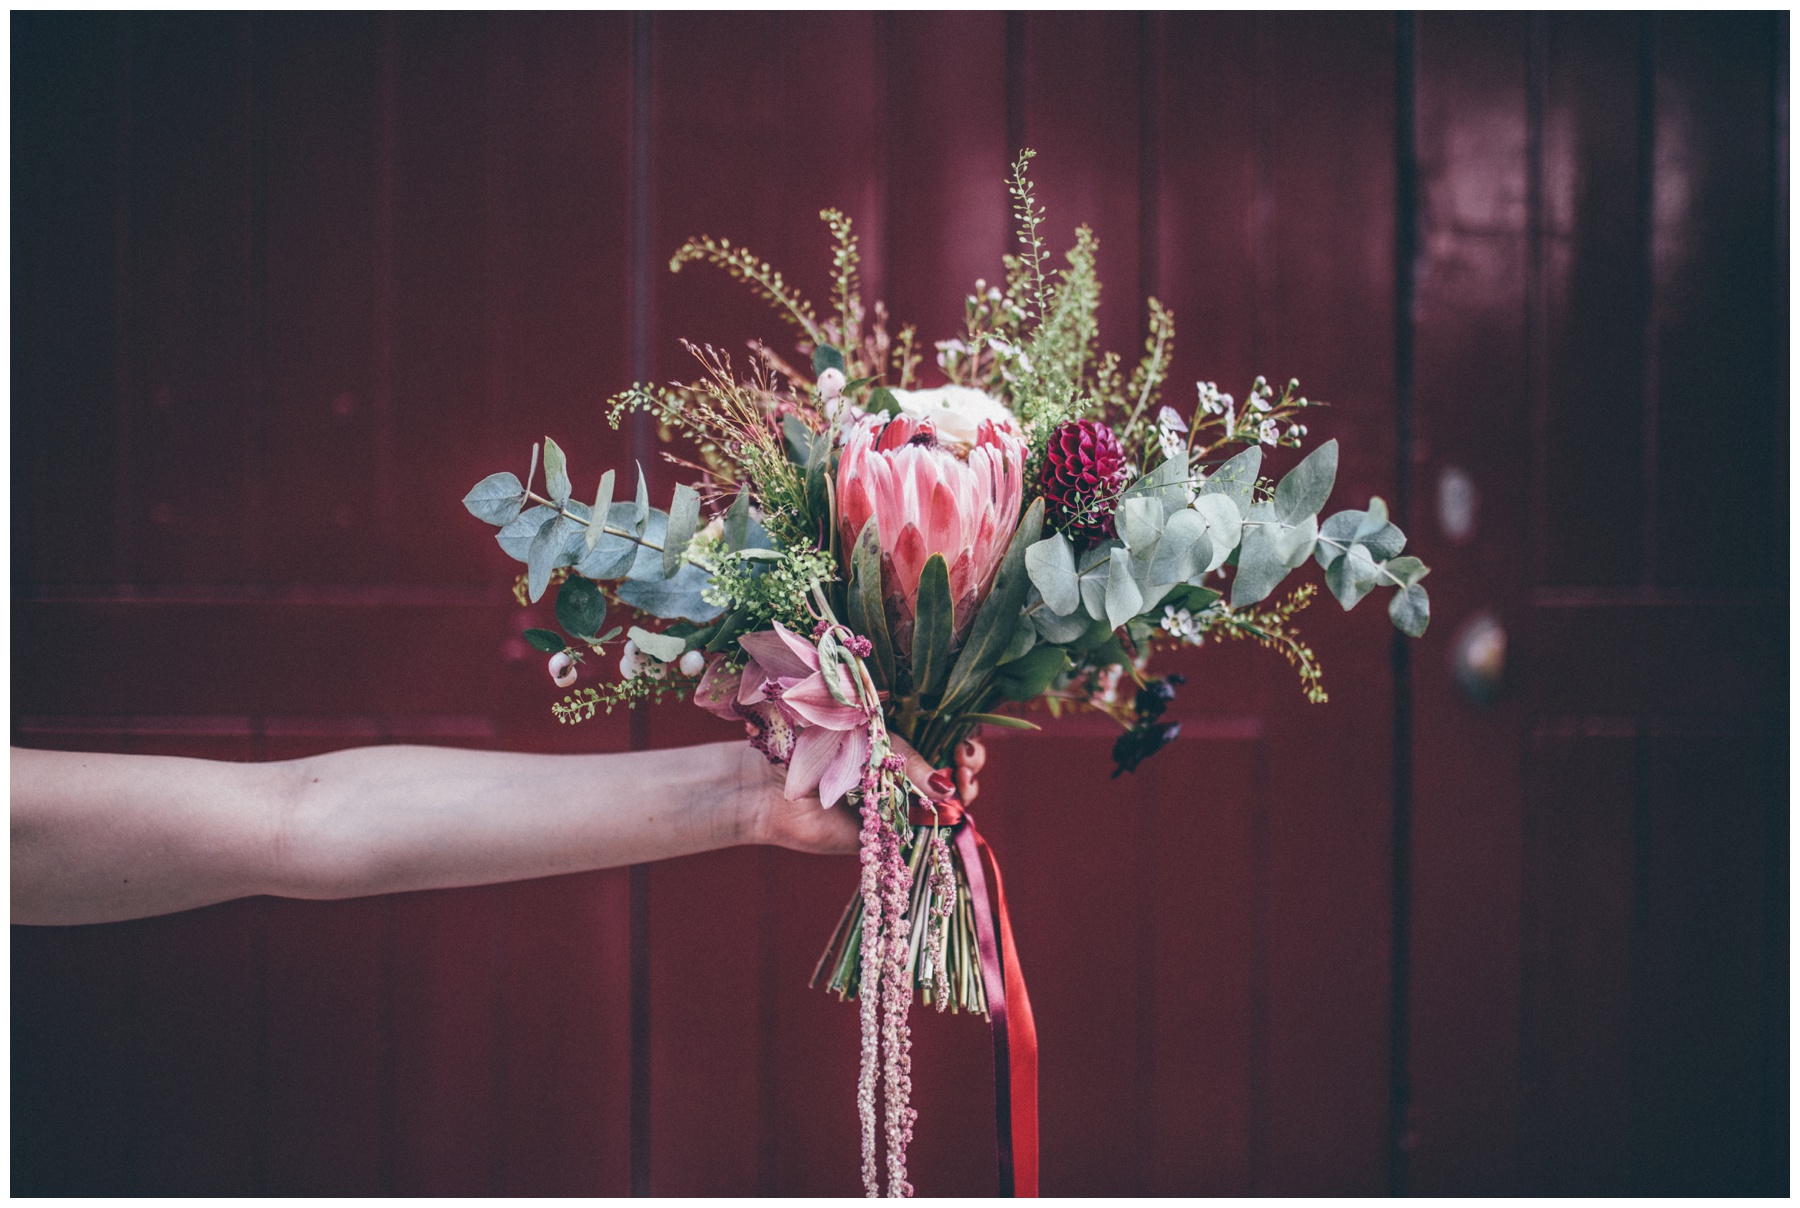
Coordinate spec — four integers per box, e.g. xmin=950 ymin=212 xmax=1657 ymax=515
xmin=836 ymin=411 xmax=1026 ymax=656
xmin=695 ymin=624 xmax=872 ymax=807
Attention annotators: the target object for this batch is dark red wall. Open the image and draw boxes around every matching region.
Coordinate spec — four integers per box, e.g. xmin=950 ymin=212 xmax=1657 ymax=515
xmin=12 ymin=12 xmax=1786 ymax=1196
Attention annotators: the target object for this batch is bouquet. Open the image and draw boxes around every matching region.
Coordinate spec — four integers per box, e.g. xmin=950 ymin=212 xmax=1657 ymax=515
xmin=462 ymin=152 xmax=1430 ymax=1196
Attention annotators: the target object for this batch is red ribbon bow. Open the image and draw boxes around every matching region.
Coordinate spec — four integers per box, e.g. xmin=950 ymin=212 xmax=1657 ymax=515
xmin=912 ymin=800 xmax=1038 ymax=1197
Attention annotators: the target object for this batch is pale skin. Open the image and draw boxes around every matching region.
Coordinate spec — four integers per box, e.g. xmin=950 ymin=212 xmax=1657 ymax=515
xmin=11 ymin=736 xmax=988 ymax=928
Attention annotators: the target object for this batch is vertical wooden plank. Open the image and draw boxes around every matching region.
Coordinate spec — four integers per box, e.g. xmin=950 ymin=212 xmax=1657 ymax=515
xmin=1650 ymin=13 xmax=1779 ymax=588
xmin=1255 ymin=13 xmax=1397 ymax=1196
xmin=261 ymin=13 xmax=384 ymax=584
xmin=1406 ymin=12 xmax=1530 ymax=1195
xmin=123 ymin=14 xmax=256 ymax=584
xmin=12 ymin=13 xmax=123 ymax=587
xmin=1540 ymin=13 xmax=1648 ymax=587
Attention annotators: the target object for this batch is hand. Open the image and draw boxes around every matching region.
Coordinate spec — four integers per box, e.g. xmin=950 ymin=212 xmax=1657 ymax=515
xmin=744 ymin=732 xmax=986 ymax=856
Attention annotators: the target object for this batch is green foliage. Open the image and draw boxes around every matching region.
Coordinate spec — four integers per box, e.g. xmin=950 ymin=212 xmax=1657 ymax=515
xmin=555 ymin=576 xmax=607 ymax=641
xmin=523 ymin=628 xmax=566 ymax=653
xmin=702 ymin=543 xmax=837 ymax=637
xmin=910 ymin=555 xmax=955 ymax=706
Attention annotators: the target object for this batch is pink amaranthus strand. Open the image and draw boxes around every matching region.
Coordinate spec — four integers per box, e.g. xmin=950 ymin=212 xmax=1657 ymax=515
xmin=880 ymin=818 xmax=917 ymax=1197
xmin=856 ymin=785 xmax=886 ymax=1197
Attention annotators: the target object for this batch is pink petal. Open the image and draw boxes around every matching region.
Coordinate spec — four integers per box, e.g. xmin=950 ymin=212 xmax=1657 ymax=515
xmin=784 ymin=725 xmax=841 ymax=800
xmin=694 ymin=658 xmax=742 ymax=719
xmin=770 ymin=621 xmax=823 ymax=670
xmin=738 ymin=627 xmax=815 ymax=681
xmin=818 ymin=723 xmax=869 ymax=808
xmin=782 ymin=671 xmax=869 ymax=730
xmin=927 ymin=477 xmax=959 ymax=557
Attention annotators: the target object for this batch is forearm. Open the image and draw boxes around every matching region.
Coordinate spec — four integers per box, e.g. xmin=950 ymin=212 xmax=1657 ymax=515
xmin=11 ymin=742 xmax=772 ymax=926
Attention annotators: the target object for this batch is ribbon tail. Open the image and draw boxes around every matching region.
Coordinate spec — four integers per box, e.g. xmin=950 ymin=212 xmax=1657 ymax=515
xmin=955 ymin=818 xmax=1040 ymax=1198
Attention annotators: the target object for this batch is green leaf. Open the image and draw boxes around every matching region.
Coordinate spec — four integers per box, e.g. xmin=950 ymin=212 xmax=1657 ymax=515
xmin=1200 ymin=445 xmax=1262 ymax=511
xmin=990 ymin=644 xmax=1069 ymax=702
xmin=1160 ymin=583 xmax=1222 ymax=615
xmin=999 ymin=620 xmax=1037 ymax=664
xmin=1116 ymin=495 xmax=1164 ymax=553
xmin=523 ymin=628 xmax=566 ymax=653
xmin=1274 ymin=438 xmax=1337 ymax=524
xmin=846 ymin=516 xmax=896 ymax=690
xmin=705 ymin=608 xmax=753 ymax=654
xmin=1105 ymin=546 xmax=1144 ymax=630
xmin=618 ymin=561 xmax=724 ymax=623
xmin=961 ymin=712 xmax=1041 ymax=731
xmin=1389 ymin=582 xmax=1430 ymax=637
xmin=781 ymin=415 xmax=814 ymax=464
xmin=527 ymin=513 xmax=563 ymax=602
xmin=555 ymin=575 xmax=608 ymax=640
xmin=910 ymin=554 xmax=955 ymax=706
xmin=633 ymin=463 xmax=650 ymax=532
xmin=724 ymin=486 xmax=751 ymax=550
xmin=811 ymin=343 xmax=846 ymax=377
xmin=577 ymin=502 xmax=646 ymax=580
xmin=939 ymin=498 xmax=1045 ymax=715
xmin=463 ymin=472 xmax=526 ymax=526
xmin=1125 ymin=449 xmax=1191 ymax=517
xmin=627 ymin=626 xmax=687 ymax=663
xmin=544 ymin=436 xmax=572 ymax=505
xmin=1031 ymin=600 xmax=1090 ymax=644
xmin=1190 ymin=493 xmax=1242 ymax=572
xmin=1230 ymin=503 xmax=1289 ymax=608
xmin=1325 ymin=541 xmax=1380 ymax=610
xmin=663 ymin=483 xmax=700 ymax=578
xmin=1149 ymin=509 xmax=1210 ymax=586
xmin=1025 ymin=532 xmax=1080 ymax=616
xmin=1273 ymin=511 xmax=1319 ymax=568
xmin=1383 ymin=555 xmax=1430 ymax=587
xmin=585 ymin=469 xmax=616 ymax=551
xmin=867 ymin=386 xmax=902 ymax=417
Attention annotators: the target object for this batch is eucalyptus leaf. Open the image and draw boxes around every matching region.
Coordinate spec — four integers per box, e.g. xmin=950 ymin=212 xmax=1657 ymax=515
xmin=847 ymin=516 xmax=896 ymax=690
xmin=555 ymin=575 xmax=608 ymax=640
xmin=633 ymin=464 xmax=650 ymax=532
xmin=498 ymin=505 xmax=556 ymax=562
xmin=911 ymin=554 xmax=955 ymax=705
xmin=1326 ymin=541 xmax=1380 ymax=610
xmin=1117 ymin=495 xmax=1164 ymax=553
xmin=1031 ymin=600 xmax=1091 ymax=644
xmin=623 ymin=510 xmax=670 ymax=582
xmin=1025 ymin=532 xmax=1080 ymax=616
xmin=1127 ymin=449 xmax=1191 ymax=517
xmin=463 ymin=472 xmax=526 ymax=526
xmin=618 ymin=560 xmax=723 ymax=623
xmin=991 ymin=644 xmax=1069 ymax=702
xmin=1105 ymin=546 xmax=1144 ymax=630
xmin=938 ymin=498 xmax=1044 ymax=716
xmin=1273 ymin=511 xmax=1319 ymax=568
xmin=1389 ymin=582 xmax=1430 ymax=637
xmin=585 ymin=469 xmax=616 ymax=551
xmin=999 ymin=620 xmax=1037 ymax=665
xmin=544 ymin=437 xmax=572 ymax=505
xmin=724 ymin=487 xmax=751 ymax=551
xmin=811 ymin=343 xmax=847 ymax=377
xmin=1200 ymin=445 xmax=1262 ymax=511
xmin=578 ymin=502 xmax=648 ymax=581
xmin=522 ymin=628 xmax=566 ymax=653
xmin=627 ymin=626 xmax=687 ymax=663
xmin=1383 ymin=555 xmax=1430 ymax=588
xmin=1161 ymin=583 xmax=1222 ymax=616
xmin=1190 ymin=493 xmax=1242 ymax=572
xmin=1274 ymin=438 xmax=1337 ymax=524
xmin=663 ymin=483 xmax=701 ymax=578
xmin=526 ymin=513 xmax=563 ymax=602
xmin=1230 ymin=503 xmax=1290 ymax=608
xmin=1149 ymin=509 xmax=1210 ymax=586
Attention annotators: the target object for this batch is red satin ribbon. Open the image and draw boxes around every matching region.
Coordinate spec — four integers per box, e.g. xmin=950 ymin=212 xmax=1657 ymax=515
xmin=912 ymin=801 xmax=1039 ymax=1197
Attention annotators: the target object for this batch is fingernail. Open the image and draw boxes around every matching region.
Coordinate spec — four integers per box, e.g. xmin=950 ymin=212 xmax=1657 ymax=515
xmin=927 ymin=770 xmax=954 ymax=797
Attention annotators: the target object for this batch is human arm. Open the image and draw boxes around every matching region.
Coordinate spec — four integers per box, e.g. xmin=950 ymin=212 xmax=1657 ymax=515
xmin=11 ymin=737 xmax=967 ymax=927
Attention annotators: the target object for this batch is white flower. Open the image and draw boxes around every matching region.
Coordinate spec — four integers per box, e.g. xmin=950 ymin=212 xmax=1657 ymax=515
xmin=1157 ymin=405 xmax=1188 ymax=434
xmin=548 ymin=651 xmax=577 ymax=687
xmin=677 ymin=649 xmax=706 ymax=677
xmin=888 ymin=384 xmax=1022 ymax=448
xmin=1250 ymin=393 xmax=1273 ymax=414
xmin=1258 ymin=418 xmax=1280 ymax=445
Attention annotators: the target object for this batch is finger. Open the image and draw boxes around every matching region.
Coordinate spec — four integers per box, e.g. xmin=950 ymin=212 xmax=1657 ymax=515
xmin=954 ymin=737 xmax=988 ymax=777
xmin=955 ymin=765 xmax=980 ymax=809
xmin=889 ymin=734 xmax=955 ymax=801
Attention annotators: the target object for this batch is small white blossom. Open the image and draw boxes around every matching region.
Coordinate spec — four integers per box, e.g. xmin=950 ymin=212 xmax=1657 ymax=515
xmin=1158 ymin=425 xmax=1184 ymax=461
xmin=1250 ymin=393 xmax=1273 ymax=414
xmin=1258 ymin=418 xmax=1280 ymax=445
xmin=1196 ymin=381 xmax=1225 ymax=416
xmin=1160 ymin=605 xmax=1204 ymax=644
xmin=1157 ymin=405 xmax=1188 ymax=433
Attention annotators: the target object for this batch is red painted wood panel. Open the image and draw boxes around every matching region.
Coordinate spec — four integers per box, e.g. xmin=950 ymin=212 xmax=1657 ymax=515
xmin=12 ymin=12 xmax=1784 ymax=1198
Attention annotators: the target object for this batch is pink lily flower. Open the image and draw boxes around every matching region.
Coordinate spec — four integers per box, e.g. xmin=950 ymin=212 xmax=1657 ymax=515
xmin=836 ymin=412 xmax=1025 ymax=656
xmin=694 ymin=623 xmax=872 ymax=808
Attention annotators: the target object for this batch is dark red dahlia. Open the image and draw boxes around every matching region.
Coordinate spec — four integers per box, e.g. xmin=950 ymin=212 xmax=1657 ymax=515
xmin=1038 ymin=418 xmax=1129 ymax=544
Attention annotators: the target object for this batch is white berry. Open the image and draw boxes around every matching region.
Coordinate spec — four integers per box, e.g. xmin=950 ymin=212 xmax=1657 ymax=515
xmin=817 ymin=367 xmax=846 ymax=401
xmin=678 ymin=650 xmax=706 ymax=677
